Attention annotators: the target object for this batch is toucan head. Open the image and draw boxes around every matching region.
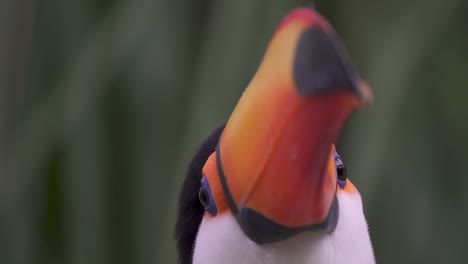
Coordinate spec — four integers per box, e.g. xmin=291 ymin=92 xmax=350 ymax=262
xmin=176 ymin=7 xmax=373 ymax=264
xmin=198 ymin=8 xmax=371 ymax=244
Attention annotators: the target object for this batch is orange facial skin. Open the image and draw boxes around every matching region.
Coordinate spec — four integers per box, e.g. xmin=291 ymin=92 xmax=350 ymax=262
xmin=202 ymin=152 xmax=229 ymax=217
xmin=340 ymin=179 xmax=358 ymax=194
xmin=200 ymin=7 xmax=371 ymax=231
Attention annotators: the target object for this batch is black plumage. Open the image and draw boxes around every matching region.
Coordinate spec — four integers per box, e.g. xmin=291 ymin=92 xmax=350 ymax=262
xmin=175 ymin=123 xmax=226 ymax=264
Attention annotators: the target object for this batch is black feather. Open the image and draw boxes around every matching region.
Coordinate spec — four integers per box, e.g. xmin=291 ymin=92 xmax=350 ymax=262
xmin=175 ymin=123 xmax=226 ymax=264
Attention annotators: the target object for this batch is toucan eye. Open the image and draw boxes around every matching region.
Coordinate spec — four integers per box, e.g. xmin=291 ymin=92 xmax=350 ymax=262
xmin=334 ymin=153 xmax=347 ymax=188
xmin=198 ymin=187 xmax=210 ymax=208
xmin=199 ymin=176 xmax=217 ymax=216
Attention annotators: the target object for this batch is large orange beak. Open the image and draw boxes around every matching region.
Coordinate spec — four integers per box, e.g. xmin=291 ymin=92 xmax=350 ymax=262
xmin=211 ymin=8 xmax=371 ymax=244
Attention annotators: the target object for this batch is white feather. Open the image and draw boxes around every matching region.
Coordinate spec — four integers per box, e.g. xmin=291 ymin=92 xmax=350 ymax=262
xmin=193 ymin=191 xmax=375 ymax=264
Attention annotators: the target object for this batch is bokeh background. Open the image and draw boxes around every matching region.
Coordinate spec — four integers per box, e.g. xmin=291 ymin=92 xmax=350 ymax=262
xmin=1 ymin=0 xmax=468 ymax=263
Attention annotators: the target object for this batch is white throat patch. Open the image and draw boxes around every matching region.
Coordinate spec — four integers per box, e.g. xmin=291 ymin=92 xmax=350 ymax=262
xmin=193 ymin=191 xmax=375 ymax=264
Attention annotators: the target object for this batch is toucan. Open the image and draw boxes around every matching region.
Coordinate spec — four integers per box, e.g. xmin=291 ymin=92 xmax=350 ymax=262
xmin=175 ymin=7 xmax=375 ymax=264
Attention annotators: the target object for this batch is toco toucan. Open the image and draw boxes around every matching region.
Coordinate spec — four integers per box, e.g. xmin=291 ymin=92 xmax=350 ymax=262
xmin=176 ymin=7 xmax=375 ymax=264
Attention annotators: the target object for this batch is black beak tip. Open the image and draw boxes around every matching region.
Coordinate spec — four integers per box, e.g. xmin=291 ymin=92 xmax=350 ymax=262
xmin=293 ymin=26 xmax=362 ymax=98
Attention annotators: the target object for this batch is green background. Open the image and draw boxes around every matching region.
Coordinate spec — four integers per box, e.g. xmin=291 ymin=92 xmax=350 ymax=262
xmin=1 ymin=0 xmax=467 ymax=263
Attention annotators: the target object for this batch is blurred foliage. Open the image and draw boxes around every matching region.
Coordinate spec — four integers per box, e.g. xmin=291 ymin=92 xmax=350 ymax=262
xmin=1 ymin=0 xmax=468 ymax=263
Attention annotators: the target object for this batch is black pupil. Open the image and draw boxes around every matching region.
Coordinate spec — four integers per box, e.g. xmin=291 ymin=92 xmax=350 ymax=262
xmin=336 ymin=163 xmax=347 ymax=181
xmin=198 ymin=187 xmax=210 ymax=208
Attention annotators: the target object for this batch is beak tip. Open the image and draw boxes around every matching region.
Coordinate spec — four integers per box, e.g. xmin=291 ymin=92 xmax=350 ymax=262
xmin=356 ymin=80 xmax=373 ymax=107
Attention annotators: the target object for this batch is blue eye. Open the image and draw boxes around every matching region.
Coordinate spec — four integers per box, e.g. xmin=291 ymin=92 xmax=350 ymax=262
xmin=199 ymin=177 xmax=217 ymax=216
xmin=334 ymin=153 xmax=347 ymax=188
